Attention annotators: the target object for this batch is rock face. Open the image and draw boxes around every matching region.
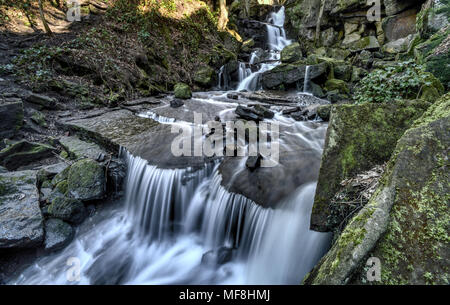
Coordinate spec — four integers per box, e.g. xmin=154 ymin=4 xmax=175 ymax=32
xmin=67 ymin=159 xmax=106 ymax=201
xmin=304 ymin=93 xmax=450 ymax=285
xmin=0 ymin=98 xmax=23 ymax=139
xmin=382 ymin=9 xmax=418 ymax=42
xmin=311 ymin=100 xmax=430 ymax=232
xmin=0 ymin=170 xmax=44 ymax=248
xmin=44 ymin=218 xmax=74 ymax=252
xmin=262 ymin=62 xmax=328 ymax=89
xmin=0 ymin=140 xmax=56 ymax=171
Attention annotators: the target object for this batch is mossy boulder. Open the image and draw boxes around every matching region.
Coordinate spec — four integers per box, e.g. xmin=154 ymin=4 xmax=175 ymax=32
xmin=174 ymin=83 xmax=192 ymax=100
xmin=0 ymin=140 xmax=56 ymax=171
xmin=47 ymin=196 xmax=87 ymax=224
xmin=324 ymin=79 xmax=350 ymax=94
xmin=311 ymin=100 xmax=431 ymax=232
xmin=194 ymin=66 xmax=216 ymax=88
xmin=67 ymin=159 xmax=106 ymax=201
xmin=281 ymin=42 xmax=303 ymax=63
xmin=304 ymin=93 xmax=450 ymax=285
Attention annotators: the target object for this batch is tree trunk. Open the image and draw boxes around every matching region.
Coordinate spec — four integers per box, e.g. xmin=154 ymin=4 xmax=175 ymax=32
xmin=218 ymin=0 xmax=228 ymax=31
xmin=38 ymin=0 xmax=53 ymax=35
xmin=314 ymin=0 xmax=325 ymax=47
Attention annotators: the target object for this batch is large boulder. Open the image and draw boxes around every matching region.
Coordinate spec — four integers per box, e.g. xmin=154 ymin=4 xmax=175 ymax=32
xmin=0 ymin=98 xmax=23 ymax=139
xmin=0 ymin=170 xmax=44 ymax=248
xmin=67 ymin=159 xmax=106 ymax=201
xmin=174 ymin=83 xmax=192 ymax=99
xmin=343 ymin=36 xmax=380 ymax=52
xmin=262 ymin=62 xmax=328 ymax=89
xmin=304 ymin=93 xmax=450 ymax=285
xmin=416 ymin=0 xmax=450 ymax=38
xmin=0 ymin=140 xmax=56 ymax=171
xmin=310 ymin=100 xmax=431 ymax=232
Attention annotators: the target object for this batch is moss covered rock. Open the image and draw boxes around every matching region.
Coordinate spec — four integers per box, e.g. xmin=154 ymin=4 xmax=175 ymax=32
xmin=48 ymin=196 xmax=87 ymax=224
xmin=304 ymin=93 xmax=450 ymax=285
xmin=281 ymin=42 xmax=303 ymax=63
xmin=44 ymin=218 xmax=74 ymax=252
xmin=194 ymin=66 xmax=215 ymax=88
xmin=324 ymin=79 xmax=350 ymax=94
xmin=174 ymin=83 xmax=192 ymax=99
xmin=0 ymin=140 xmax=56 ymax=171
xmin=311 ymin=100 xmax=431 ymax=232
xmin=67 ymin=159 xmax=106 ymax=201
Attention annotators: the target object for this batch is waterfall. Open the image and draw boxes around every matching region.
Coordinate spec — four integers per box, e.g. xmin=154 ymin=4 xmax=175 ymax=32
xmin=12 ymin=141 xmax=331 ymax=285
xmin=236 ymin=6 xmax=292 ymax=92
xmin=303 ymin=66 xmax=311 ymax=94
xmin=218 ymin=65 xmax=229 ymax=90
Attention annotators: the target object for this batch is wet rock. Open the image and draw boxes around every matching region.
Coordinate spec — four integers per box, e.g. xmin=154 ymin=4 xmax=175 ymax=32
xmin=262 ymin=62 xmax=328 ymax=89
xmin=44 ymin=218 xmax=74 ymax=252
xmin=310 ymin=100 xmax=431 ymax=232
xmin=251 ymin=104 xmax=275 ymax=119
xmin=280 ymin=42 xmax=302 ymax=63
xmin=334 ymin=64 xmax=353 ymax=82
xmin=59 ymin=136 xmax=106 ymax=160
xmin=174 ymin=83 xmax=192 ymax=99
xmin=0 ymin=98 xmax=23 ymax=139
xmin=282 ymin=107 xmax=300 ymax=115
xmin=37 ymin=162 xmax=69 ymax=186
xmin=170 ymin=98 xmax=184 ymax=108
xmin=201 ymin=247 xmax=234 ymax=266
xmin=226 ymin=93 xmax=239 ymax=100
xmin=106 ymin=158 xmax=127 ymax=194
xmin=0 ymin=170 xmax=44 ymax=248
xmin=235 ymin=105 xmax=263 ymax=121
xmin=246 ymin=154 xmax=262 ymax=171
xmin=47 ymin=196 xmax=87 ymax=224
xmin=291 ymin=111 xmax=306 ymax=121
xmin=25 ymin=93 xmax=57 ymax=110
xmin=67 ymin=159 xmax=106 ymax=201
xmin=0 ymin=140 xmax=56 ymax=171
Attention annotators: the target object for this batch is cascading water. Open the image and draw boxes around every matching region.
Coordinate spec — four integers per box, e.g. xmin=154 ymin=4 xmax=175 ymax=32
xmin=11 ymin=145 xmax=330 ymax=284
xmin=303 ymin=66 xmax=311 ymax=94
xmin=10 ymin=5 xmax=332 ymax=286
xmin=236 ymin=6 xmax=292 ymax=92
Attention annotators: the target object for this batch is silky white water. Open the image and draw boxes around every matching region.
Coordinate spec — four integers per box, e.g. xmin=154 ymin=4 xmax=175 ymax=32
xmin=11 ymin=118 xmax=331 ymax=285
xmin=233 ymin=6 xmax=292 ymax=92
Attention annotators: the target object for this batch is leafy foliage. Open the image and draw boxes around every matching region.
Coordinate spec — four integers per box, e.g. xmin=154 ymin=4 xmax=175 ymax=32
xmin=353 ymin=61 xmax=435 ymax=104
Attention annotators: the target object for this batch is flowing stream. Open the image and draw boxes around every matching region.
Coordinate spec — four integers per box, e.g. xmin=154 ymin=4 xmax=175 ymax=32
xmin=11 ymin=6 xmax=331 ymax=285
